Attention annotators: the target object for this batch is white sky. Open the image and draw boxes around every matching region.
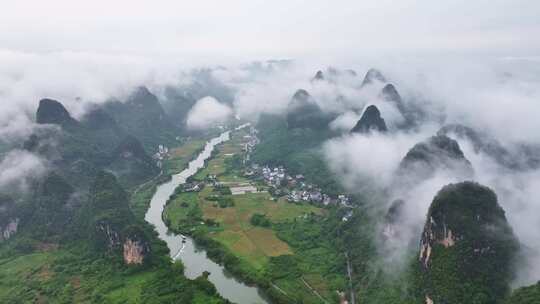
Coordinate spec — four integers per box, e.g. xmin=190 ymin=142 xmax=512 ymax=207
xmin=2 ymin=0 xmax=540 ymax=60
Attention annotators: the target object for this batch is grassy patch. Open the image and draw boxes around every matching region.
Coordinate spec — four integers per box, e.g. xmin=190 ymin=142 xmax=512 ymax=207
xmin=0 ymin=245 xmax=227 ymax=304
xmin=167 ymin=170 xmax=324 ymax=270
xmin=163 ymin=128 xmax=343 ymax=303
xmin=193 ymin=129 xmax=249 ymax=183
xmin=165 ymin=185 xmax=322 ymax=270
xmin=165 ymin=139 xmax=208 ymax=175
xmin=130 ymin=181 xmax=159 ymax=220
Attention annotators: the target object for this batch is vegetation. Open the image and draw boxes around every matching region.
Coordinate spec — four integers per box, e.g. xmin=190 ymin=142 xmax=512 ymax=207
xmin=0 ymin=242 xmax=227 ymax=304
xmin=250 ymin=213 xmax=271 ymax=227
xmin=103 ymin=86 xmax=180 ymax=152
xmin=164 ymin=139 xmax=207 ymax=175
xmin=192 ymin=129 xmax=250 ymax=183
xmin=414 ymin=182 xmax=520 ymax=304
xmin=26 ymin=98 xmax=159 ymax=189
xmin=252 ymin=114 xmax=344 ymax=196
xmin=164 ymin=128 xmax=346 ymax=303
xmin=2 ymin=94 xmax=531 ymax=304
xmin=505 ymin=282 xmax=540 ymax=304
xmin=0 ymin=98 xmax=230 ymax=303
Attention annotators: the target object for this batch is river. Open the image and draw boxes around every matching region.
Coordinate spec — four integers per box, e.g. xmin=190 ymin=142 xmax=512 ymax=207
xmin=144 ymin=129 xmax=270 ymax=304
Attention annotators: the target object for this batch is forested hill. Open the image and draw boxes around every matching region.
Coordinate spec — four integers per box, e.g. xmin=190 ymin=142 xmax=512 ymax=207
xmin=103 ymin=86 xmax=180 ymax=152
xmin=250 ymin=68 xmax=540 ymax=304
xmin=0 ymin=95 xmax=228 ymax=303
xmin=26 ymin=97 xmax=159 ymax=189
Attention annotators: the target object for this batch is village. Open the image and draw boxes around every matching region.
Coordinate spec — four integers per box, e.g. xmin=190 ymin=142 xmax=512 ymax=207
xmin=171 ymin=125 xmax=355 ymax=222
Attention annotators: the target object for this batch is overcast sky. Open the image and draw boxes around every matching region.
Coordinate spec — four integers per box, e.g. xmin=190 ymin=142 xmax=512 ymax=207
xmin=2 ymin=0 xmax=540 ymax=60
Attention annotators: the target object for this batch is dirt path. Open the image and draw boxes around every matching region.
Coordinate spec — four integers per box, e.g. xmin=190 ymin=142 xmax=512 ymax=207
xmin=271 ymin=283 xmax=288 ymax=296
xmin=132 ymin=170 xmax=163 ymax=196
xmin=345 ymin=252 xmax=356 ymax=304
xmin=301 ymin=276 xmax=330 ymax=304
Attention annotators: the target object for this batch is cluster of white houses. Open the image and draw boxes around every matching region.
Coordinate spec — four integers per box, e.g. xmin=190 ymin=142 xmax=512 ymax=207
xmin=252 ymin=164 xmax=352 ymax=210
xmin=241 ymin=128 xmax=354 ymax=221
xmin=171 ymin=125 xmax=355 ymax=222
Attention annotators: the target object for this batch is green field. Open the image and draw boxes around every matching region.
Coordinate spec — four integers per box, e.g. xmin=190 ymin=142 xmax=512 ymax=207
xmin=165 ymin=139 xmax=208 ymax=176
xmin=163 ymin=128 xmax=345 ymax=303
xmin=0 ymin=249 xmax=155 ymax=303
xmin=165 ymin=187 xmax=322 ymax=269
xmin=0 ymin=132 xmax=231 ymax=304
xmin=192 ymin=129 xmax=250 ymax=183
xmin=130 ymin=137 xmax=212 ymax=220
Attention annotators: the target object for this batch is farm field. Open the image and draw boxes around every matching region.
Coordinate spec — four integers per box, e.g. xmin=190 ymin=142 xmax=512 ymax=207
xmin=165 ymin=187 xmax=322 ymax=269
xmin=192 ymin=129 xmax=250 ymax=183
xmin=163 ymin=128 xmax=343 ymax=303
xmin=164 ymin=139 xmax=208 ymax=175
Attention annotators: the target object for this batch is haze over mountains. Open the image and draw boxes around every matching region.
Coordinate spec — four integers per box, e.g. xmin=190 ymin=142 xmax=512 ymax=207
xmin=1 ymin=2 xmax=540 ymax=303
xmin=1 ymin=55 xmax=540 ymax=303
xmin=0 ymin=46 xmax=540 ymax=304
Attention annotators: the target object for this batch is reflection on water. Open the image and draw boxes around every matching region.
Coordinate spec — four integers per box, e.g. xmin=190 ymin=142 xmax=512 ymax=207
xmin=144 ymin=131 xmax=269 ymax=304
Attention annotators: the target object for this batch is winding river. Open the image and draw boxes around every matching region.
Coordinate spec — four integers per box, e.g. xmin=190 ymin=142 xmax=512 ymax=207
xmin=144 ymin=129 xmax=270 ymax=304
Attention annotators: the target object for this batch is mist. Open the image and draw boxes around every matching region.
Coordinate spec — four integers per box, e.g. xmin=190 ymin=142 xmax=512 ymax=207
xmin=186 ymin=96 xmax=233 ymax=130
xmin=315 ymin=60 xmax=540 ymax=286
xmin=0 ymin=150 xmax=47 ymax=193
xmin=1 ymin=0 xmax=540 ymax=291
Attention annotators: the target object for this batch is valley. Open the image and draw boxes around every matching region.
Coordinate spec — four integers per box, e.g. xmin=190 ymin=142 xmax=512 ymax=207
xmin=1 ymin=66 xmax=539 ymax=304
xmin=162 ymin=127 xmax=345 ymax=303
xmin=3 ymin=2 xmax=540 ymax=303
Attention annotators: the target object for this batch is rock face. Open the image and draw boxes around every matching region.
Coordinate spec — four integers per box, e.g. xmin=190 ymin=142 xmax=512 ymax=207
xmin=361 ymin=68 xmax=386 ymax=87
xmin=0 ymin=194 xmax=20 ymax=243
xmin=350 ymin=105 xmax=387 ymax=133
xmin=123 ymin=237 xmax=149 ymax=265
xmin=0 ymin=194 xmax=16 ymax=226
xmin=1 ymin=218 xmax=19 ymax=242
xmin=36 ymin=98 xmax=78 ymax=127
xmin=0 ymin=174 xmax=79 ymax=242
xmin=397 ymin=135 xmax=473 ymax=183
xmin=417 ymin=182 xmax=519 ymax=304
xmin=86 ymin=172 xmax=150 ymax=265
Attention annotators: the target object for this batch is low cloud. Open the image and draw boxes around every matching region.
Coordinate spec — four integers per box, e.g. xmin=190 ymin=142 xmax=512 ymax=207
xmin=0 ymin=150 xmax=48 ymax=193
xmin=455 ymin=136 xmax=540 ymax=287
xmin=1 ymin=48 xmax=540 ymax=287
xmin=186 ymin=96 xmax=233 ymax=130
xmin=329 ymin=111 xmax=361 ymax=132
xmin=323 ymin=129 xmax=433 ymax=192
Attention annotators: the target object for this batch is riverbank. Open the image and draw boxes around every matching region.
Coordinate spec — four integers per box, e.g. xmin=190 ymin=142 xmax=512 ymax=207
xmin=144 ymin=129 xmax=271 ymax=304
xmin=163 ymin=127 xmax=347 ymax=304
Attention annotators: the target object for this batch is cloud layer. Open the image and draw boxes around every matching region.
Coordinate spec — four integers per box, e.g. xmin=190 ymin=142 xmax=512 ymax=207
xmin=0 ymin=150 xmax=47 ymax=193
xmin=186 ymin=96 xmax=233 ymax=130
xmin=2 ymin=1 xmax=540 ymax=57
